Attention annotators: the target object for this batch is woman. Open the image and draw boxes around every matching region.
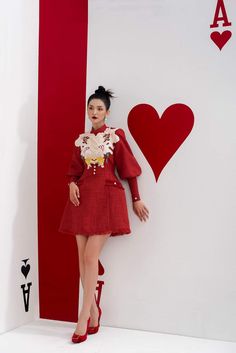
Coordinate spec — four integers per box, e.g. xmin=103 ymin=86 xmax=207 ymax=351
xmin=58 ymin=85 xmax=149 ymax=343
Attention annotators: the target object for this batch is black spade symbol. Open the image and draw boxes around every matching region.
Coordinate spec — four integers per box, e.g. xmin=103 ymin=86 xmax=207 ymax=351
xmin=21 ymin=264 xmax=30 ymax=279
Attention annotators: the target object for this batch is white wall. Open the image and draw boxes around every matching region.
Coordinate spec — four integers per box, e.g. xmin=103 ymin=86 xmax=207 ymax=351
xmin=86 ymin=0 xmax=236 ymax=342
xmin=0 ymin=0 xmax=39 ymax=333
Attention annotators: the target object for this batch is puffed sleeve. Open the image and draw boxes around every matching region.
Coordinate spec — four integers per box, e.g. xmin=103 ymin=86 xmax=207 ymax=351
xmin=113 ymin=128 xmax=142 ymax=201
xmin=66 ymin=145 xmax=85 ymax=185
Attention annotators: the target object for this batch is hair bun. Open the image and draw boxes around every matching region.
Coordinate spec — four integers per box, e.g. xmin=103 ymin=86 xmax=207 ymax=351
xmin=95 ymin=86 xmax=106 ymax=95
xmin=88 ymin=86 xmax=115 ymax=110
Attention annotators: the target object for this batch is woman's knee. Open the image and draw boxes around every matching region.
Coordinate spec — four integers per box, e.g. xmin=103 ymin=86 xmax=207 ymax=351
xmin=83 ymin=250 xmax=98 ymax=266
xmin=83 ymin=234 xmax=110 ymax=265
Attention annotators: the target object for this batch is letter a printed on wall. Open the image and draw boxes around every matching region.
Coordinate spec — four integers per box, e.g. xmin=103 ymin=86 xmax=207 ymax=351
xmin=210 ymin=0 xmax=232 ymax=50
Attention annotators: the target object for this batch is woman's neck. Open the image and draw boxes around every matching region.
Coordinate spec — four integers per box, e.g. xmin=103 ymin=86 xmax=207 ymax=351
xmin=92 ymin=122 xmax=106 ymax=130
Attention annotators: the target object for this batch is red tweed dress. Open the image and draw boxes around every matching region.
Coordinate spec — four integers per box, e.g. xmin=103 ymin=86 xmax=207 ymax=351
xmin=58 ymin=123 xmax=142 ymax=237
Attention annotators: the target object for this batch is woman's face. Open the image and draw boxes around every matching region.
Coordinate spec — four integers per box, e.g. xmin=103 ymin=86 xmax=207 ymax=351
xmin=87 ymin=98 xmax=110 ymax=128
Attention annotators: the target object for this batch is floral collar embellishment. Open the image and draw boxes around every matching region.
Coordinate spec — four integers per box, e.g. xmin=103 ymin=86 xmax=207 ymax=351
xmin=75 ymin=127 xmax=120 ymax=169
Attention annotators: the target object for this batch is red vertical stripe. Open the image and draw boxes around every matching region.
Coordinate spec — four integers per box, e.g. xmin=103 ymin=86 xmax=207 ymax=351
xmin=38 ymin=0 xmax=88 ymax=321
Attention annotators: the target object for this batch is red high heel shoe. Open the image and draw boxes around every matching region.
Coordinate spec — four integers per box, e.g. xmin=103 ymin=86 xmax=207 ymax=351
xmin=88 ymin=301 xmax=102 ymax=335
xmin=71 ymin=318 xmax=90 ymax=343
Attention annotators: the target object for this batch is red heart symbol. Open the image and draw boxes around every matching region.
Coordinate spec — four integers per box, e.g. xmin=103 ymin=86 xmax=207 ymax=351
xmin=98 ymin=260 xmax=104 ymax=275
xmin=128 ymin=104 xmax=194 ymax=182
xmin=210 ymin=30 xmax=232 ymax=50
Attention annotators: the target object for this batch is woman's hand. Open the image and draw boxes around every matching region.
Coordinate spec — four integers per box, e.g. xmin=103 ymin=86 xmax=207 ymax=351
xmin=69 ymin=182 xmax=80 ymax=206
xmin=132 ymin=200 xmax=149 ymax=222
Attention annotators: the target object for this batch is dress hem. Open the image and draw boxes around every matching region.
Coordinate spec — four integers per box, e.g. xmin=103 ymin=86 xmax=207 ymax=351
xmin=58 ymin=228 xmax=131 ymax=237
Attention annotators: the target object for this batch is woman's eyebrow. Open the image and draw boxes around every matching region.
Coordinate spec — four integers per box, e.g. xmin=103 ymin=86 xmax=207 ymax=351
xmin=89 ymin=105 xmax=103 ymax=108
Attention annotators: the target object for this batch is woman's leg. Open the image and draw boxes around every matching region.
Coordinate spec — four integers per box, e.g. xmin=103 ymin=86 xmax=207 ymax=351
xmin=76 ymin=235 xmax=99 ymax=325
xmin=75 ymin=233 xmax=111 ymax=335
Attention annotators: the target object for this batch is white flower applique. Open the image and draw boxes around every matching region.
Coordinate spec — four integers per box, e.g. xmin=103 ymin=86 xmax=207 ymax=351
xmin=75 ymin=127 xmax=120 ymax=169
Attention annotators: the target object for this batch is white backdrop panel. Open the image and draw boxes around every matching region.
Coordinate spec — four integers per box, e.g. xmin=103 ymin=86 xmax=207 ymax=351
xmin=85 ymin=0 xmax=236 ymax=342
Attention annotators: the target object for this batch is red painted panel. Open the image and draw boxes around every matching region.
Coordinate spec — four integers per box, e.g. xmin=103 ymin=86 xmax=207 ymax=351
xmin=38 ymin=0 xmax=88 ymax=321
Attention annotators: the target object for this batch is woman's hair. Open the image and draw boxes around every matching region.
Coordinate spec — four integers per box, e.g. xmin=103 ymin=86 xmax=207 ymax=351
xmin=87 ymin=85 xmax=116 ymax=110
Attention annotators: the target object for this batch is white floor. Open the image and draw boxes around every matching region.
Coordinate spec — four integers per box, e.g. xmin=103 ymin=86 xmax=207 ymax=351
xmin=0 ymin=319 xmax=236 ymax=353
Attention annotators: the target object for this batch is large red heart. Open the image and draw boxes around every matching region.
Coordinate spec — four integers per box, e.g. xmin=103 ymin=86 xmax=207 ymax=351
xmin=128 ymin=103 xmax=194 ymax=182
xmin=210 ymin=30 xmax=232 ymax=50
